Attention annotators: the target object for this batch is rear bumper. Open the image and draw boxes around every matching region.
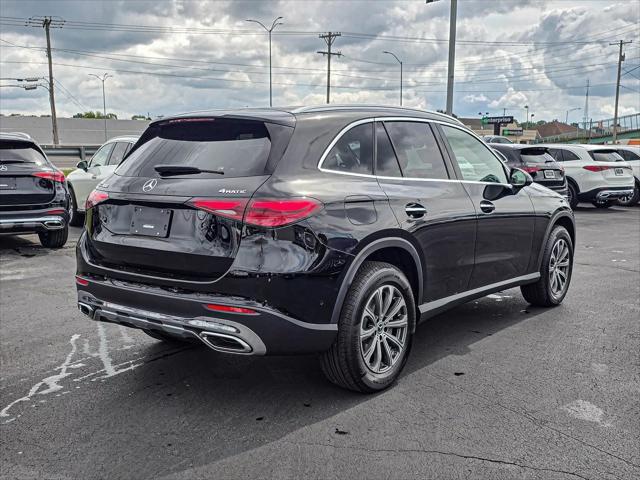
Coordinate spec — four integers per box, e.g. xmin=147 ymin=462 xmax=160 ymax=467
xmin=578 ymin=186 xmax=635 ymax=202
xmin=0 ymin=213 xmax=67 ymax=234
xmin=76 ymin=276 xmax=337 ymax=356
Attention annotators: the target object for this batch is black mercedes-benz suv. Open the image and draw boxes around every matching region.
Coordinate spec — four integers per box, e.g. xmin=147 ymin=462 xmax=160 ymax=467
xmin=0 ymin=132 xmax=70 ymax=248
xmin=76 ymin=106 xmax=575 ymax=392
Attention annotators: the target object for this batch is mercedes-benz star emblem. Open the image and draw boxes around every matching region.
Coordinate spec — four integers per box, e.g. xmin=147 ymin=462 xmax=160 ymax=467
xmin=142 ymin=179 xmax=157 ymax=192
xmin=0 ymin=165 xmax=7 ymax=171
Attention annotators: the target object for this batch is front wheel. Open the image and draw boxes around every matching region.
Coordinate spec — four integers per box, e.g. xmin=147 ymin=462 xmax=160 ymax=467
xmin=321 ymin=261 xmax=416 ymax=393
xmin=38 ymin=225 xmax=68 ymax=248
xmin=521 ymin=225 xmax=573 ymax=307
xmin=68 ymin=186 xmax=84 ymax=227
xmin=567 ymin=182 xmax=579 ymax=209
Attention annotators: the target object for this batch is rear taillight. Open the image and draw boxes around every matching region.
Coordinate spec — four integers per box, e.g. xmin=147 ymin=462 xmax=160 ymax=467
xmin=245 ymin=199 xmax=323 ymax=227
xmin=188 ymin=199 xmax=247 ymax=222
xmin=522 ymin=165 xmax=540 ymax=174
xmin=86 ymin=190 xmax=109 ymax=209
xmin=187 ymin=197 xmax=323 ymax=227
xmin=204 ymin=303 xmax=257 ymax=315
xmin=33 ymin=170 xmax=65 ymax=183
xmin=75 ymin=276 xmax=90 ymax=286
xmin=583 ymin=165 xmax=612 ymax=172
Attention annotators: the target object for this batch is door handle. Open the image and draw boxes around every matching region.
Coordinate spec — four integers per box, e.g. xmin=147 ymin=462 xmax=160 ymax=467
xmin=405 ymin=203 xmax=427 ymax=219
xmin=480 ymin=200 xmax=495 ymax=213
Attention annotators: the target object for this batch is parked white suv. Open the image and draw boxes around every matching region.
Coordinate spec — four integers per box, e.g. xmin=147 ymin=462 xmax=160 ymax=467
xmin=540 ymin=144 xmax=634 ymax=209
xmin=66 ymin=136 xmax=138 ymax=225
xmin=612 ymin=146 xmax=640 ymax=206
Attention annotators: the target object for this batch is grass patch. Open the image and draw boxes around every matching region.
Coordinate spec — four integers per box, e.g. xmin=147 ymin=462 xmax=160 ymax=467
xmin=61 ymin=168 xmax=75 ymax=177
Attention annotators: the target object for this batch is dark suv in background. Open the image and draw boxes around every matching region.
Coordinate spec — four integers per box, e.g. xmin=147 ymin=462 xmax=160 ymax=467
xmin=0 ymin=132 xmax=70 ymax=248
xmin=491 ymin=144 xmax=568 ymax=198
xmin=76 ymin=106 xmax=575 ymax=392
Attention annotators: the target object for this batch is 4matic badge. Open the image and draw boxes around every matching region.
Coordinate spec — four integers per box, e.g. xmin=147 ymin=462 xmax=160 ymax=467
xmin=218 ymin=188 xmax=247 ymax=194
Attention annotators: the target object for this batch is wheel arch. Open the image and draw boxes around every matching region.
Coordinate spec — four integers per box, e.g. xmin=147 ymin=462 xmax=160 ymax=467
xmin=536 ymin=210 xmax=575 ymax=270
xmin=566 ymin=176 xmax=580 ymax=193
xmin=330 ymin=236 xmax=423 ymax=327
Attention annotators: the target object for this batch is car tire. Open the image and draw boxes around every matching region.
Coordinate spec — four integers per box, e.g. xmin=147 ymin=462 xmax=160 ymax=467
xmin=617 ymin=182 xmax=640 ymax=206
xmin=321 ymin=261 xmax=416 ymax=393
xmin=68 ymin=186 xmax=84 ymax=227
xmin=143 ymin=329 xmax=193 ymax=343
xmin=567 ymin=182 xmax=579 ymax=209
xmin=38 ymin=225 xmax=68 ymax=248
xmin=591 ymin=200 xmax=613 ymax=209
xmin=521 ymin=225 xmax=573 ymax=307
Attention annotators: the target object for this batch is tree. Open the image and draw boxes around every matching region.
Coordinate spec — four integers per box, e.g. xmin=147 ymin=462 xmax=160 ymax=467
xmin=73 ymin=111 xmax=118 ymax=119
xmin=131 ymin=114 xmax=151 ymax=120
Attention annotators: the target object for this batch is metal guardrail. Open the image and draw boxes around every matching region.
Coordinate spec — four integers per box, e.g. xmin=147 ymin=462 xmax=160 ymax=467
xmin=535 ymin=113 xmax=640 ymax=144
xmin=41 ymin=145 xmax=100 ymax=160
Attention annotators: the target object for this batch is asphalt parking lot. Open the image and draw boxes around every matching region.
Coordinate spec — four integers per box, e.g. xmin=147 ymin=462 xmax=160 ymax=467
xmin=1 ymin=205 xmax=639 ymax=480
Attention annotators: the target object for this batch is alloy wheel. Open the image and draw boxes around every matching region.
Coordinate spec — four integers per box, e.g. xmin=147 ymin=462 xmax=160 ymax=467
xmin=360 ymin=285 xmax=408 ymax=374
xmin=549 ymin=238 xmax=570 ymax=298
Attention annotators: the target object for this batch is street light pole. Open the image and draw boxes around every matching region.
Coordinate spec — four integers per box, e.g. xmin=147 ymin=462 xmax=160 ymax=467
xmin=565 ymin=107 xmax=581 ymax=125
xmin=383 ymin=51 xmax=403 ymax=106
xmin=246 ymin=17 xmax=283 ymax=107
xmin=89 ymin=73 xmax=112 ymax=141
xmin=524 ymin=105 xmax=529 ymax=127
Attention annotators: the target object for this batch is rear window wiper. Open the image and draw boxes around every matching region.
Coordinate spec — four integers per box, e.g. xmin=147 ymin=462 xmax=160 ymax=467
xmin=154 ymin=165 xmax=224 ymax=176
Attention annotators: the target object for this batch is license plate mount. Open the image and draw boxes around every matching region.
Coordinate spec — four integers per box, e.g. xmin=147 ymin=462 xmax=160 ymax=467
xmin=130 ymin=206 xmax=172 ymax=238
xmin=543 ymin=170 xmax=556 ymax=179
xmin=614 ymin=168 xmax=624 ymax=176
xmin=0 ymin=178 xmax=17 ymax=190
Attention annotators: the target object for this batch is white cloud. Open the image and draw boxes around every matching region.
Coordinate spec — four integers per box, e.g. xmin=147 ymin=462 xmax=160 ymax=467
xmin=0 ymin=0 xmax=637 ymax=122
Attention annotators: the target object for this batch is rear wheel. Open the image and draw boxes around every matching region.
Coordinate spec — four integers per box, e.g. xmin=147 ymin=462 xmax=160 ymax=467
xmin=617 ymin=183 xmax=640 ymax=206
xmin=521 ymin=225 xmax=573 ymax=307
xmin=321 ymin=261 xmax=416 ymax=393
xmin=38 ymin=225 xmax=68 ymax=248
xmin=68 ymin=186 xmax=84 ymax=227
xmin=567 ymin=182 xmax=579 ymax=209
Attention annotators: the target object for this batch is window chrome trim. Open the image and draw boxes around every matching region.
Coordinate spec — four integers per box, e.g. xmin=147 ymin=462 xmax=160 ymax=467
xmin=317 ymin=116 xmax=513 ymax=188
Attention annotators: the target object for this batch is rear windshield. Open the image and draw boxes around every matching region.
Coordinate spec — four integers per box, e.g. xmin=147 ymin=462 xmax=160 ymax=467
xmin=115 ymin=118 xmax=273 ymax=178
xmin=0 ymin=142 xmax=46 ymax=166
xmin=589 ymin=150 xmax=624 ymax=162
xmin=520 ymin=148 xmax=556 ymax=164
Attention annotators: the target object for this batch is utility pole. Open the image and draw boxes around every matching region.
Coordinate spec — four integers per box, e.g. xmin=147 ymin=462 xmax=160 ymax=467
xmin=28 ymin=16 xmax=64 ymax=145
xmin=445 ymin=0 xmax=457 ymax=115
xmin=89 ymin=73 xmax=112 ymax=141
xmin=383 ymin=51 xmax=403 ymax=106
xmin=246 ymin=17 xmax=283 ymax=107
xmin=582 ymin=79 xmax=590 ymax=131
xmin=610 ymin=40 xmax=632 ymax=143
xmin=317 ymin=32 xmax=342 ymax=104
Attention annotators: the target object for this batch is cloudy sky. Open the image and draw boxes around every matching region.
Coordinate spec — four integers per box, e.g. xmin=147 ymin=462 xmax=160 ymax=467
xmin=0 ymin=0 xmax=638 ymax=123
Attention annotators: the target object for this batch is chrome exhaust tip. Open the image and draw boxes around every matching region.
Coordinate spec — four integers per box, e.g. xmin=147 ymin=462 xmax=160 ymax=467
xmin=199 ymin=331 xmax=253 ymax=354
xmin=78 ymin=302 xmax=95 ymax=318
xmin=43 ymin=219 xmax=64 ymax=229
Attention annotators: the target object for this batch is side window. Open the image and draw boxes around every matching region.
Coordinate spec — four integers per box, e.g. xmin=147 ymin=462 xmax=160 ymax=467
xmin=384 ymin=121 xmax=449 ymax=179
xmin=107 ymin=142 xmax=129 ymax=166
xmin=547 ymin=148 xmax=563 ymax=162
xmin=375 ymin=122 xmax=402 ymax=177
xmin=89 ymin=143 xmax=115 ymax=168
xmin=441 ymin=125 xmax=508 ymax=184
xmin=620 ymin=149 xmax=640 ymax=161
xmin=562 ymin=149 xmax=580 ymax=161
xmin=322 ymin=123 xmax=373 ymax=174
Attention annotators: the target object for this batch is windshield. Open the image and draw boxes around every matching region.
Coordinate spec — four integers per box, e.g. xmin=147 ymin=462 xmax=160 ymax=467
xmin=0 ymin=142 xmax=47 ymax=166
xmin=116 ymin=118 xmax=273 ymax=178
xmin=589 ymin=150 xmax=624 ymax=162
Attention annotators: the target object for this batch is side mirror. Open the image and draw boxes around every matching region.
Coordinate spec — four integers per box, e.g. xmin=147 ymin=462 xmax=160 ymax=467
xmin=76 ymin=160 xmax=88 ymax=171
xmin=510 ymin=168 xmax=533 ymax=188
